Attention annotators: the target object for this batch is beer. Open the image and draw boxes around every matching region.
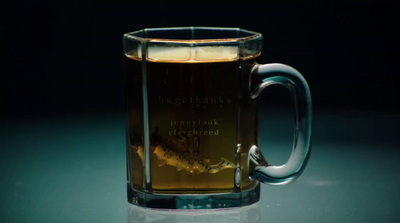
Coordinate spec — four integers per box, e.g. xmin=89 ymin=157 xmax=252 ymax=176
xmin=125 ymin=47 xmax=259 ymax=194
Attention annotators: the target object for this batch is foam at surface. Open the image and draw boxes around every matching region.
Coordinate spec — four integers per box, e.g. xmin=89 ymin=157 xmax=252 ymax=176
xmin=127 ymin=46 xmax=242 ymax=63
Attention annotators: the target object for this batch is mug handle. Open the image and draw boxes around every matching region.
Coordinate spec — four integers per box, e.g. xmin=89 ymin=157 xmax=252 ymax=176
xmin=248 ymin=63 xmax=312 ymax=185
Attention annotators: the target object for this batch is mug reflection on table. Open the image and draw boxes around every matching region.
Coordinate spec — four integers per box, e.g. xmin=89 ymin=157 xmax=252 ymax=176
xmin=127 ymin=204 xmax=260 ymax=223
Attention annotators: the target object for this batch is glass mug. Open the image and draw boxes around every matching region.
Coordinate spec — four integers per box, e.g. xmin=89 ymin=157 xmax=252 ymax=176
xmin=123 ymin=27 xmax=312 ymax=209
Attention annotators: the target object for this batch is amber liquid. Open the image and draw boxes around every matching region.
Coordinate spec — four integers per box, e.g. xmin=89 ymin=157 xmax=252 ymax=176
xmin=125 ymin=50 xmax=259 ymax=194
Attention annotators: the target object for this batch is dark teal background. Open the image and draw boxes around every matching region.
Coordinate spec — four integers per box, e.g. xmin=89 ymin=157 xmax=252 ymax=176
xmin=1 ymin=112 xmax=399 ymax=222
xmin=1 ymin=0 xmax=400 ymax=222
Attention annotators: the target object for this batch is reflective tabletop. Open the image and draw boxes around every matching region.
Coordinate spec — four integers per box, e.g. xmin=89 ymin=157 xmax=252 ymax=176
xmin=1 ymin=110 xmax=399 ymax=222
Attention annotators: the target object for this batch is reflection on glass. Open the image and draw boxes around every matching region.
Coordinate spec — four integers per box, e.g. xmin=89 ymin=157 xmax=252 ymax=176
xmin=127 ymin=203 xmax=260 ymax=223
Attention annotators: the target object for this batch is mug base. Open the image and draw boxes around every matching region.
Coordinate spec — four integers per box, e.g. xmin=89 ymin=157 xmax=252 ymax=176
xmin=127 ymin=184 xmax=260 ymax=209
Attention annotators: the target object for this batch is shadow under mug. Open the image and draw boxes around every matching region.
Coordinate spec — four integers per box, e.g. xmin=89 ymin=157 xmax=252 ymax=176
xmin=123 ymin=27 xmax=312 ymax=209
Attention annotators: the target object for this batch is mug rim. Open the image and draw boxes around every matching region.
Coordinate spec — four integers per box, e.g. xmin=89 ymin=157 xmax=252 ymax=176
xmin=123 ymin=26 xmax=263 ymax=43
